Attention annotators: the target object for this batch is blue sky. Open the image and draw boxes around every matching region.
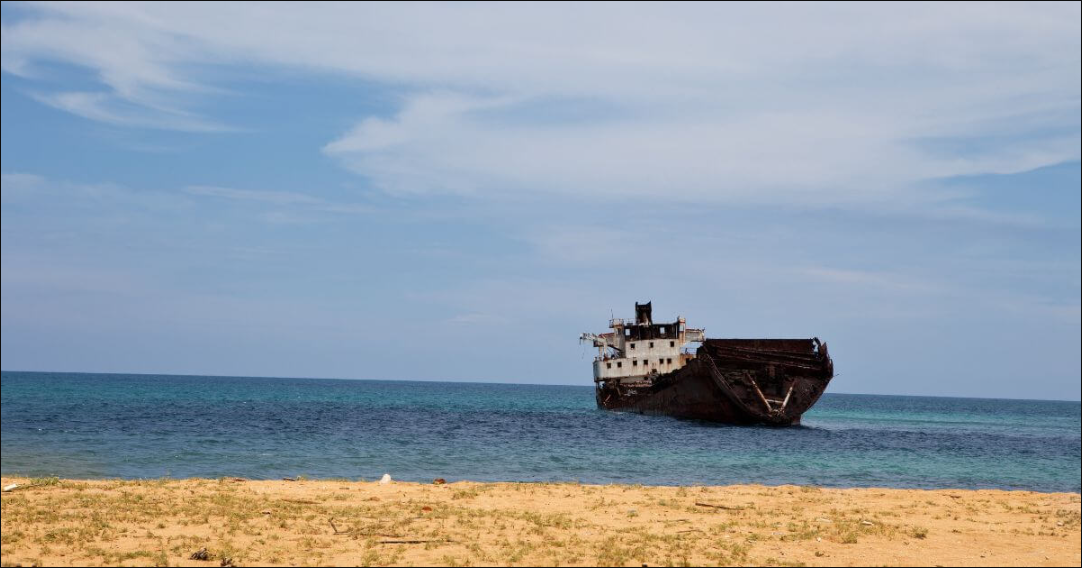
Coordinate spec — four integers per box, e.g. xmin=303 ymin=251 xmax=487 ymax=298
xmin=1 ymin=2 xmax=1079 ymax=400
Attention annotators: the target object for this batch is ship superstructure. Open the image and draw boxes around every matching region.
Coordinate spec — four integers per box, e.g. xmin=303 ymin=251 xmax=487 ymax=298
xmin=581 ymin=302 xmax=704 ymax=387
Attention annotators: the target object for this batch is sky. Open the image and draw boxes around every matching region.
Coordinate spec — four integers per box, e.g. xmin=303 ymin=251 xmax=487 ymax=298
xmin=1 ymin=2 xmax=1079 ymax=400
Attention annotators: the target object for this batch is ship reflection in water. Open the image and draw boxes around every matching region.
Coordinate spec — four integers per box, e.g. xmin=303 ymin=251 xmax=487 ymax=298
xmin=581 ymin=302 xmax=834 ymax=426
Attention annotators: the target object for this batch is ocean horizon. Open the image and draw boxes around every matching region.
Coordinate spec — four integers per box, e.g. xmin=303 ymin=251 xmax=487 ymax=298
xmin=6 ymin=369 xmax=1080 ymax=402
xmin=2 ymin=370 xmax=1079 ymax=493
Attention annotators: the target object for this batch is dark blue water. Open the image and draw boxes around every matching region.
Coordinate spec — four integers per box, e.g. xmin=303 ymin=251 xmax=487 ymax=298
xmin=2 ymin=371 xmax=1078 ymax=492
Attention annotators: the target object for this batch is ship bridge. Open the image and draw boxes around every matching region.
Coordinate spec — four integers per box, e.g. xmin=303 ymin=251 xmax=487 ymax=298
xmin=580 ymin=302 xmax=705 ymax=385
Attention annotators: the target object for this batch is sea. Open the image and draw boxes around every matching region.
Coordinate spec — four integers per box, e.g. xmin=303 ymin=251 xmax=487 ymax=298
xmin=1 ymin=371 xmax=1078 ymax=493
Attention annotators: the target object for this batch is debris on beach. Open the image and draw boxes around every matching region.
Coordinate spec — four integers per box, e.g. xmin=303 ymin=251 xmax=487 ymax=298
xmin=329 ymin=518 xmax=351 ymax=535
xmin=433 ymin=478 xmax=446 ymax=485
xmin=694 ymin=501 xmax=745 ymax=511
xmin=2 ymin=478 xmax=61 ymax=493
xmin=190 ymin=547 xmax=211 ymax=561
xmin=379 ymin=538 xmax=455 ymax=545
xmin=379 ymin=473 xmax=392 ymax=485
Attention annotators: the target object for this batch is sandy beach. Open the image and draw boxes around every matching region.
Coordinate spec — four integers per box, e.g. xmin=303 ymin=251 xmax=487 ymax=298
xmin=1 ymin=477 xmax=1078 ymax=567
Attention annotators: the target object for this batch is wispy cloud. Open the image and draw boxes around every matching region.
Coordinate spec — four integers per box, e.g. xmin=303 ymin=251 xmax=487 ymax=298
xmin=445 ymin=312 xmax=510 ymax=325
xmin=2 ymin=174 xmax=369 ymax=220
xmin=0 ymin=172 xmax=46 ymax=192
xmin=183 ymin=185 xmax=369 ymax=215
xmin=799 ymin=266 xmax=943 ymax=294
xmin=2 ymin=171 xmax=184 ymax=210
xmin=32 ymin=91 xmax=233 ymax=132
xmin=184 ymin=185 xmax=326 ymax=205
xmin=2 ymin=2 xmax=1078 ymax=205
xmin=320 ymin=86 xmax=1079 ymax=204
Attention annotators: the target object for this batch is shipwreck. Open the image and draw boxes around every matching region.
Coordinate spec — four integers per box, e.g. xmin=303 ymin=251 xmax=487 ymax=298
xmin=580 ymin=302 xmax=834 ymax=426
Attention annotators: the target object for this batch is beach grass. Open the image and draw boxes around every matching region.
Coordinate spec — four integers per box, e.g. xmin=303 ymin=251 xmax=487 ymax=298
xmin=1 ymin=476 xmax=1078 ymax=567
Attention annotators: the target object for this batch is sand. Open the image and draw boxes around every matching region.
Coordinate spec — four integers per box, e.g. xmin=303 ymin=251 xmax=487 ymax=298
xmin=1 ymin=476 xmax=1078 ymax=567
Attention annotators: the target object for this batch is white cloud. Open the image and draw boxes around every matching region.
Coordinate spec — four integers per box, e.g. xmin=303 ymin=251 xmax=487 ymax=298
xmin=524 ymin=225 xmax=634 ymax=265
xmin=323 ymin=92 xmax=1079 ymax=204
xmin=1 ymin=171 xmax=185 ymax=210
xmin=2 ymin=2 xmax=1079 ymax=203
xmin=184 ymin=185 xmax=326 ymax=205
xmin=0 ymin=172 xmax=46 ymax=193
xmin=798 ymin=266 xmax=943 ymax=294
xmin=33 ymin=91 xmax=232 ymax=132
xmin=183 ymin=185 xmax=370 ymax=215
xmin=1 ymin=174 xmax=370 ymax=219
xmin=445 ymin=312 xmax=510 ymax=325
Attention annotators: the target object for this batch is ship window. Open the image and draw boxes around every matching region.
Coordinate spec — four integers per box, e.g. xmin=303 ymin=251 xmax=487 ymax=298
xmin=659 ymin=359 xmax=664 ymax=365
xmin=667 ymin=358 xmax=672 ymax=364
xmin=617 ymin=362 xmax=622 ymax=368
xmin=606 ymin=362 xmax=612 ymax=369
xmin=625 ymin=329 xmax=631 ymax=336
xmin=649 ymin=341 xmax=654 ymax=348
xmin=632 ymin=360 xmax=638 ymax=366
xmin=670 ymin=341 xmax=675 ymax=347
xmin=630 ymin=343 xmax=635 ymax=349
xmin=660 ymin=326 xmax=666 ymax=334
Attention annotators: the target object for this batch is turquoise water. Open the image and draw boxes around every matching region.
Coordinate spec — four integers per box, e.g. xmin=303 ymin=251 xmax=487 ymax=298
xmin=1 ymin=371 xmax=1078 ymax=492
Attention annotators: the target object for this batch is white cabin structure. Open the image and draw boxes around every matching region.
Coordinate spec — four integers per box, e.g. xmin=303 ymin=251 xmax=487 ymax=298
xmin=581 ymin=302 xmax=705 ymax=385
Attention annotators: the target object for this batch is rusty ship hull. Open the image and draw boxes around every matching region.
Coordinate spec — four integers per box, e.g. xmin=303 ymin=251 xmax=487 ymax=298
xmin=595 ymin=338 xmax=834 ymax=426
